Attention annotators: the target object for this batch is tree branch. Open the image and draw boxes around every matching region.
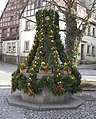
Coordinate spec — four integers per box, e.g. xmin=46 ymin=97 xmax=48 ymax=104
xmin=22 ymin=16 xmax=36 ymax=23
xmin=45 ymin=0 xmax=67 ymax=13
xmin=78 ymin=0 xmax=96 ymax=30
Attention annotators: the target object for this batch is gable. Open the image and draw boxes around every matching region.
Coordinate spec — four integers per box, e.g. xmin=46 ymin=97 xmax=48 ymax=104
xmin=21 ymin=0 xmax=58 ymax=18
xmin=0 ymin=0 xmax=27 ymax=28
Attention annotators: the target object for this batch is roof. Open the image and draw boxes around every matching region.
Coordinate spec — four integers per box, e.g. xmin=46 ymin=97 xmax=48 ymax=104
xmin=0 ymin=0 xmax=10 ymax=21
xmin=0 ymin=0 xmax=28 ymax=21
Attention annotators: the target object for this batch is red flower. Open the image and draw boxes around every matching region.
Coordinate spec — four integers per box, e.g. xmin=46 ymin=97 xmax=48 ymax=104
xmin=67 ymin=68 xmax=71 ymax=74
xmin=27 ymin=83 xmax=31 ymax=87
xmin=44 ymin=68 xmax=48 ymax=73
xmin=57 ymin=85 xmax=62 ymax=88
xmin=27 ymin=89 xmax=32 ymax=93
xmin=20 ymin=68 xmax=24 ymax=71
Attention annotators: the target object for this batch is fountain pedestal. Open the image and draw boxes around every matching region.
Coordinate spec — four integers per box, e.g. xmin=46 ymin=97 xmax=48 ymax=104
xmin=21 ymin=87 xmax=72 ymax=104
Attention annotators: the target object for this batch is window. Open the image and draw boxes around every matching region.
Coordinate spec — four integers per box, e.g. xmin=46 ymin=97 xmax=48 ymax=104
xmin=7 ymin=42 xmax=16 ymax=52
xmin=12 ymin=42 xmax=16 ymax=52
xmin=88 ymin=26 xmax=91 ymax=36
xmin=30 ymin=10 xmax=34 ymax=15
xmin=34 ymin=0 xmax=42 ymax=8
xmin=2 ymin=29 xmax=7 ymax=37
xmin=35 ymin=0 xmax=40 ymax=8
xmin=10 ymin=16 xmax=14 ymax=21
xmin=28 ymin=11 xmax=30 ymax=16
xmin=93 ymin=28 xmax=95 ymax=37
xmin=7 ymin=43 xmax=11 ymax=52
xmin=10 ymin=27 xmax=16 ymax=35
xmin=24 ymin=41 xmax=29 ymax=51
xmin=25 ymin=21 xmax=31 ymax=30
xmin=87 ymin=45 xmax=90 ymax=54
xmin=28 ymin=5 xmax=30 ymax=10
xmin=16 ymin=27 xmax=19 ymax=33
xmin=92 ymin=46 xmax=95 ymax=55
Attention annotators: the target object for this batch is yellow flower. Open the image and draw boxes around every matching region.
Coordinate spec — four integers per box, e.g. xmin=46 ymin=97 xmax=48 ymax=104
xmin=41 ymin=62 xmax=46 ymax=65
xmin=64 ymin=63 xmax=67 ymax=66
xmin=72 ymin=77 xmax=74 ymax=80
xmin=27 ymin=83 xmax=31 ymax=87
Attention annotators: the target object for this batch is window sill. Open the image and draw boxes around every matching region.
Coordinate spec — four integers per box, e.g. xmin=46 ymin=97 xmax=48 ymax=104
xmin=92 ymin=55 xmax=95 ymax=57
xmin=23 ymin=51 xmax=29 ymax=53
xmin=87 ymin=54 xmax=91 ymax=56
xmin=87 ymin=35 xmax=96 ymax=38
xmin=24 ymin=29 xmax=31 ymax=31
xmin=6 ymin=51 xmax=16 ymax=53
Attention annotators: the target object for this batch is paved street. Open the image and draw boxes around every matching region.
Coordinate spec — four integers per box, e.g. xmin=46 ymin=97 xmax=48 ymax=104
xmin=0 ymin=62 xmax=17 ymax=86
xmin=78 ymin=64 xmax=96 ymax=81
xmin=0 ymin=62 xmax=96 ymax=119
xmin=0 ymin=62 xmax=96 ymax=86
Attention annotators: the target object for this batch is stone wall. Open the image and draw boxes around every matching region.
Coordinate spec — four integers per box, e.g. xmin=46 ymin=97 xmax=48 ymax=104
xmin=2 ymin=54 xmax=27 ymax=64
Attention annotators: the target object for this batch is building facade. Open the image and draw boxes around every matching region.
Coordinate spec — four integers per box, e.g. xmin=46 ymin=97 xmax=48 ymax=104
xmin=19 ymin=0 xmax=96 ymax=64
xmin=0 ymin=0 xmax=27 ymax=63
xmin=77 ymin=3 xmax=96 ymax=63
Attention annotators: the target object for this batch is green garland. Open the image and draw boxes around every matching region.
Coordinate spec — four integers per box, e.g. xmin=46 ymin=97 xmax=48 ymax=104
xmin=12 ymin=64 xmax=81 ymax=95
xmin=11 ymin=9 xmax=82 ymax=96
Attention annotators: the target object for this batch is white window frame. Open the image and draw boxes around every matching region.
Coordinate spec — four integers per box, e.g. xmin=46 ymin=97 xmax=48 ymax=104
xmin=87 ymin=45 xmax=90 ymax=55
xmin=12 ymin=42 xmax=16 ymax=52
xmin=88 ymin=26 xmax=91 ymax=36
xmin=7 ymin=43 xmax=11 ymax=52
xmin=92 ymin=46 xmax=95 ymax=55
xmin=7 ymin=42 xmax=16 ymax=52
xmin=25 ymin=21 xmax=31 ymax=30
xmin=24 ymin=41 xmax=29 ymax=51
xmin=93 ymin=27 xmax=95 ymax=37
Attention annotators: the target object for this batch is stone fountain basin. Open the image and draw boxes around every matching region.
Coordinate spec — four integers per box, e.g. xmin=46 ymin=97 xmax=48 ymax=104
xmin=21 ymin=88 xmax=72 ymax=104
xmin=20 ymin=72 xmax=72 ymax=104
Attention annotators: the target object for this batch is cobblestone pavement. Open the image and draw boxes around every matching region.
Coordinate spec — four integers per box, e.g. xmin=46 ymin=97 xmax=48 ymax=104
xmin=0 ymin=89 xmax=96 ymax=119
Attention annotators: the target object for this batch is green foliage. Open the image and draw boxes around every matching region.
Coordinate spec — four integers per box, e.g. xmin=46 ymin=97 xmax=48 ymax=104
xmin=11 ymin=9 xmax=82 ymax=96
xmin=65 ymin=12 xmax=78 ymax=64
xmin=12 ymin=64 xmax=81 ymax=95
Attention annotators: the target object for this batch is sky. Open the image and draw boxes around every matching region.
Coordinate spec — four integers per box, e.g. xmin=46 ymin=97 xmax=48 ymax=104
xmin=0 ymin=0 xmax=8 ymax=16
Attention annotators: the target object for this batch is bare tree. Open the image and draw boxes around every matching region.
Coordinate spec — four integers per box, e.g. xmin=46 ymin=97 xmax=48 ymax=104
xmin=20 ymin=0 xmax=96 ymax=64
xmin=48 ymin=0 xmax=96 ymax=64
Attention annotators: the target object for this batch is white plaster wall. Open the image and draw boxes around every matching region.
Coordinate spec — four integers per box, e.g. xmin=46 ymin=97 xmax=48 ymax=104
xmin=3 ymin=40 xmax=18 ymax=56
xmin=19 ymin=16 xmax=36 ymax=57
xmin=76 ymin=18 xmax=96 ymax=62
xmin=82 ymin=36 xmax=96 ymax=62
xmin=77 ymin=4 xmax=87 ymax=18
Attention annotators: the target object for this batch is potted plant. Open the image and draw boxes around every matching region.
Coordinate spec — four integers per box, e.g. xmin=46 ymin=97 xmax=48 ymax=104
xmin=39 ymin=62 xmax=52 ymax=74
xmin=20 ymin=63 xmax=27 ymax=73
xmin=63 ymin=63 xmax=71 ymax=74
